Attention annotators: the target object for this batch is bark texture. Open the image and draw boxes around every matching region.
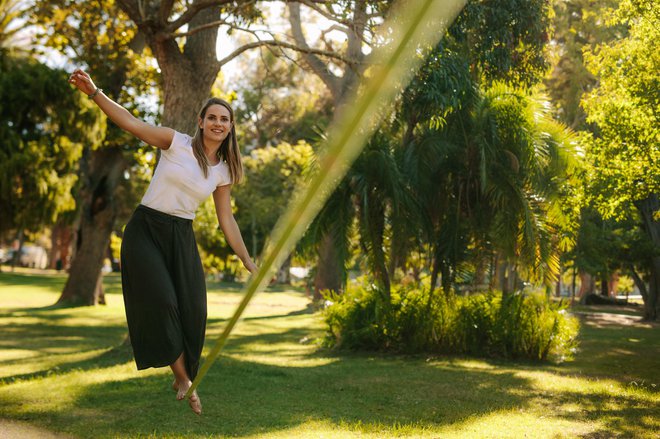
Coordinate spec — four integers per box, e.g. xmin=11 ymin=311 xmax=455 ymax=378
xmin=634 ymin=194 xmax=660 ymax=321
xmin=118 ymin=0 xmax=224 ymax=134
xmin=58 ymin=147 xmax=125 ymax=305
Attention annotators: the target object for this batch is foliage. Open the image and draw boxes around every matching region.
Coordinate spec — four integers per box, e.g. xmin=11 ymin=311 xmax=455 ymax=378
xmin=0 ymin=0 xmax=31 ymax=57
xmin=193 ymin=197 xmax=233 ymax=279
xmin=581 ymin=0 xmax=660 ymax=219
xmin=31 ymin=0 xmax=161 ymax=223
xmin=544 ymin=0 xmax=622 ymax=130
xmin=0 ymin=56 xmax=104 ymax=235
xmin=566 ymin=208 xmax=651 ymax=281
xmin=452 ymin=0 xmax=552 ymax=86
xmin=233 ymin=141 xmax=314 ymax=260
xmin=578 ymin=0 xmax=660 ymax=320
xmin=398 ymin=78 xmax=578 ymax=293
xmin=302 ymin=132 xmax=419 ymax=298
xmin=303 ymin=0 xmax=558 ymax=295
xmin=232 ymin=49 xmax=333 ymax=149
xmin=323 ymin=282 xmax=580 ymax=362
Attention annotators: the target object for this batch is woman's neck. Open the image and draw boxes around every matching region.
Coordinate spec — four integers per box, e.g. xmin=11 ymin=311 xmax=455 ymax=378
xmin=203 ymin=139 xmax=221 ymax=163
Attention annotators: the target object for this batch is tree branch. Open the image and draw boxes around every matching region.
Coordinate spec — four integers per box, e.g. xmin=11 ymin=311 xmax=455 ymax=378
xmin=217 ymin=38 xmax=351 ymax=69
xmin=629 ymin=265 xmax=649 ymax=303
xmin=288 ymin=2 xmax=341 ymax=99
xmin=166 ymin=0 xmax=328 ymax=33
xmin=166 ymin=0 xmax=235 ymax=33
xmin=159 ymin=0 xmax=175 ymax=24
xmin=169 ymin=18 xmax=231 ymax=38
xmin=299 ymin=0 xmax=348 ymax=26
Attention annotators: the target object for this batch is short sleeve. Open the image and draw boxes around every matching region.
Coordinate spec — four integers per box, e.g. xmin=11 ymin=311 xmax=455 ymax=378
xmin=216 ymin=163 xmax=233 ymax=188
xmin=163 ymin=131 xmax=191 ymax=156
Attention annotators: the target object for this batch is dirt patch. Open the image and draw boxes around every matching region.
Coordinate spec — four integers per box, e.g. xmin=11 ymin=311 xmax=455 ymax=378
xmin=0 ymin=419 xmax=73 ymax=439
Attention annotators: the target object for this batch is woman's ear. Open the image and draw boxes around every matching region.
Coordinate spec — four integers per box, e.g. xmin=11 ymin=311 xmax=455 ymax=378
xmin=198 ymin=116 xmax=203 ymax=129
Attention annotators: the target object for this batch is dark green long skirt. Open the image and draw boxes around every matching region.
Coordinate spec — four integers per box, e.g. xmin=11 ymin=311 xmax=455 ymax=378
xmin=120 ymin=204 xmax=207 ymax=380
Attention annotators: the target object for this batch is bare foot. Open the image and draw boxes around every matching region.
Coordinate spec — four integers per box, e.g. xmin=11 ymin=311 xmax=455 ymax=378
xmin=176 ymin=380 xmax=202 ymax=415
xmin=172 ymin=379 xmax=178 ymax=392
xmin=188 ymin=391 xmax=202 ymax=416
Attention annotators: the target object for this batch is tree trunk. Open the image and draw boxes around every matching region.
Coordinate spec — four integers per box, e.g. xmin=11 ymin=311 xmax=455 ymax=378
xmin=57 ymin=147 xmax=125 ymax=305
xmin=608 ymin=271 xmax=619 ymax=297
xmin=148 ymin=7 xmax=222 ymax=133
xmin=600 ymin=273 xmax=609 ymax=297
xmin=10 ymin=228 xmax=24 ymax=270
xmin=49 ymin=225 xmax=59 ymax=270
xmin=578 ymin=270 xmax=595 ymax=299
xmin=313 ymin=234 xmax=343 ymax=301
xmin=634 ymin=194 xmax=660 ymax=321
xmin=276 ymin=254 xmax=292 ymax=284
xmin=370 ymin=206 xmax=391 ymax=301
xmin=503 ymin=261 xmax=517 ymax=295
xmin=430 ymin=253 xmax=440 ymax=293
xmin=49 ymin=222 xmax=72 ymax=270
xmin=288 ymin=1 xmax=368 ymax=296
xmin=629 ymin=266 xmax=649 ymax=305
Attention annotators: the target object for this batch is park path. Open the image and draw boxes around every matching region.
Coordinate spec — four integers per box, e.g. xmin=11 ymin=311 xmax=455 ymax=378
xmin=0 ymin=419 xmax=73 ymax=439
xmin=573 ymin=306 xmax=656 ymax=329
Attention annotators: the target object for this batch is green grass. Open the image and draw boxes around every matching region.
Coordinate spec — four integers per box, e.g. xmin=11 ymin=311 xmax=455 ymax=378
xmin=0 ymin=271 xmax=658 ymax=438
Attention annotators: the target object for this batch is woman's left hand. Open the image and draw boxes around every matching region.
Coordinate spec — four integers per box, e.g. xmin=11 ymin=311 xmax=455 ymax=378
xmin=243 ymin=260 xmax=258 ymax=274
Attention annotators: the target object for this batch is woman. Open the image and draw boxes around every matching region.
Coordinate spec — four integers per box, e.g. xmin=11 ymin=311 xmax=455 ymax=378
xmin=69 ymin=69 xmax=257 ymax=415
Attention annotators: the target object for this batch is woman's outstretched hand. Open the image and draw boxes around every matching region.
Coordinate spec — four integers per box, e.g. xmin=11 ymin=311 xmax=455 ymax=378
xmin=243 ymin=260 xmax=258 ymax=275
xmin=68 ymin=69 xmax=97 ymax=96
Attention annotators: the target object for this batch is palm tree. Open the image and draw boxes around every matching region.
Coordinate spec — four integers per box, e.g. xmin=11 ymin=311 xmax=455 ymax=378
xmin=401 ymin=82 xmax=577 ymax=296
xmin=302 ymin=131 xmax=417 ymax=302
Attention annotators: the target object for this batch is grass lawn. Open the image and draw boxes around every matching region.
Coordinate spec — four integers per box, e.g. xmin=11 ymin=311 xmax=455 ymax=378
xmin=0 ymin=270 xmax=658 ymax=438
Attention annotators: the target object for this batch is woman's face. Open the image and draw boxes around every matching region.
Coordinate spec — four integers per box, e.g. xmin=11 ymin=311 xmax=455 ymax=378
xmin=199 ymin=104 xmax=232 ymax=144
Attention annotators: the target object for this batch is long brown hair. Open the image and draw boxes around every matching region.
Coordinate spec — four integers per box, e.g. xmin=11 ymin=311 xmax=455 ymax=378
xmin=191 ymin=97 xmax=243 ymax=183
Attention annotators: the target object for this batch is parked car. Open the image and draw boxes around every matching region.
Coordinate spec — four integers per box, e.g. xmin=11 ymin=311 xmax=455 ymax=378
xmin=1 ymin=245 xmax=48 ymax=269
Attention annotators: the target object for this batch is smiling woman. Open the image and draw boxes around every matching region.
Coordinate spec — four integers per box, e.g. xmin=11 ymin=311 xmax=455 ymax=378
xmin=67 ymin=68 xmax=258 ymax=415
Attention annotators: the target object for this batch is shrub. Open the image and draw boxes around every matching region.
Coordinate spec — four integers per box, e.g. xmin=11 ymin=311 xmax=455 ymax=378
xmin=322 ymin=284 xmax=579 ymax=362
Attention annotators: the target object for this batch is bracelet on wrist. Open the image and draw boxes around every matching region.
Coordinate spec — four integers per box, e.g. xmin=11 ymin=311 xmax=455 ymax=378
xmin=88 ymin=88 xmax=102 ymax=99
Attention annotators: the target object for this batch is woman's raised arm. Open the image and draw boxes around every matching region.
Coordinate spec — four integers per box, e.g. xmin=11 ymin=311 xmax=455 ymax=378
xmin=69 ymin=69 xmax=174 ymax=149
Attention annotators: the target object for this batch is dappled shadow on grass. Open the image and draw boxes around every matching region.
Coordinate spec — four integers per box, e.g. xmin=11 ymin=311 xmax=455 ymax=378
xmin=0 ymin=342 xmax=133 ymax=385
xmin=6 ymin=317 xmax=654 ymax=437
xmin=546 ymin=318 xmax=660 ymax=385
xmin=206 ymin=303 xmax=315 ymax=328
xmin=25 ymin=355 xmax=532 ymax=438
xmin=8 ymin=342 xmax=657 ymax=438
xmin=556 ymin=389 xmax=658 ymax=439
xmin=0 ymin=272 xmax=67 ymax=294
xmin=1 ymin=275 xmax=658 ymax=437
xmin=0 ymin=306 xmax=129 ymax=384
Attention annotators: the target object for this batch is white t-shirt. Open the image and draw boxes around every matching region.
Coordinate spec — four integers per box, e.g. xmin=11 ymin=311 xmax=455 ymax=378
xmin=141 ymin=131 xmax=232 ymax=219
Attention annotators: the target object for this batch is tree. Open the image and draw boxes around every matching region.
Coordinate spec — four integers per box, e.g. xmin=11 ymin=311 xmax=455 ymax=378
xmin=544 ymin=0 xmax=634 ymax=305
xmin=581 ymin=0 xmax=660 ymax=320
xmin=544 ymin=0 xmax=622 ymax=130
xmin=566 ymin=208 xmax=651 ymax=300
xmin=286 ymin=0 xmax=390 ymax=297
xmin=30 ymin=0 xmax=346 ymax=304
xmin=0 ymin=0 xmax=29 ymax=58
xmin=234 ymin=141 xmax=313 ymax=256
xmin=0 ymin=54 xmax=104 ymax=263
xmin=32 ymin=0 xmax=158 ymax=305
xmin=401 ymin=79 xmax=577 ymax=296
xmin=289 ymin=0 xmax=557 ymax=297
xmin=303 ymin=131 xmax=417 ymax=300
xmin=231 ymin=48 xmax=333 ymax=149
